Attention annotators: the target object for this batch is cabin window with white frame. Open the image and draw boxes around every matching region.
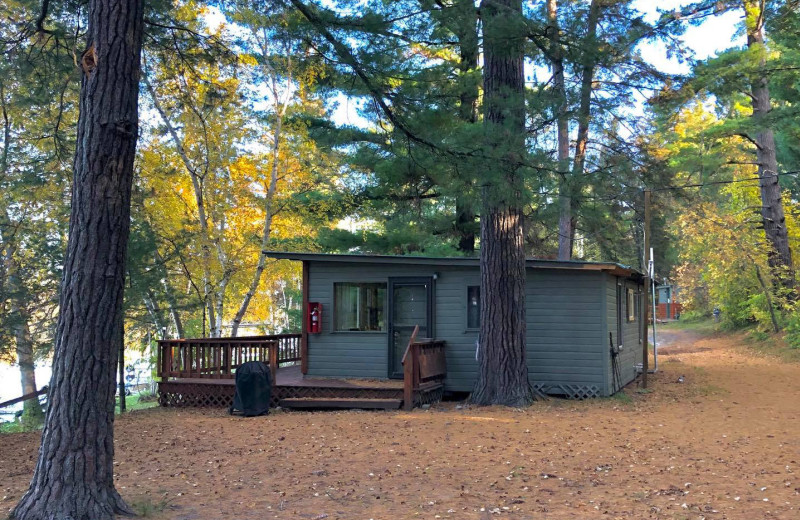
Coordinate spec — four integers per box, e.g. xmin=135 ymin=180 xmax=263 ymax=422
xmin=467 ymin=285 xmax=480 ymax=329
xmin=334 ymin=282 xmax=386 ymax=331
xmin=627 ymin=288 xmax=636 ymax=322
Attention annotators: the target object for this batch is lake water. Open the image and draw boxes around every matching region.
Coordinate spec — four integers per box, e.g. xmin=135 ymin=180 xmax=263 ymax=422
xmin=1 ymin=356 xmax=153 ymax=421
xmin=0 ymin=363 xmax=51 ymax=419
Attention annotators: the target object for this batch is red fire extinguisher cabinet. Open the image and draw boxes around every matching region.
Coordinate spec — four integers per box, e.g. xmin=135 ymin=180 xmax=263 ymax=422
xmin=308 ymin=302 xmax=322 ymax=334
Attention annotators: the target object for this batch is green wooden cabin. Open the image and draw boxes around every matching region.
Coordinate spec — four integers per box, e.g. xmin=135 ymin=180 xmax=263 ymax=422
xmin=269 ymin=252 xmax=645 ymax=399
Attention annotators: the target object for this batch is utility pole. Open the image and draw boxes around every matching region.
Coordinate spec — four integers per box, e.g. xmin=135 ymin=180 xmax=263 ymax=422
xmin=641 ymin=189 xmax=651 ymax=388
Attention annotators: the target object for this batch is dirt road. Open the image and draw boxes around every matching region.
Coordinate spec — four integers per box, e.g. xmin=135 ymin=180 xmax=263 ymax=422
xmin=2 ymin=328 xmax=799 ymax=519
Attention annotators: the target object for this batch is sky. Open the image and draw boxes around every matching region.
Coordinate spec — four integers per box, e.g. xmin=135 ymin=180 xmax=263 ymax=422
xmin=633 ymin=0 xmax=744 ymax=72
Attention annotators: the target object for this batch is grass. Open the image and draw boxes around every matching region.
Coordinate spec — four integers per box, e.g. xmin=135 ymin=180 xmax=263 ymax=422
xmin=128 ymin=496 xmax=173 ymax=517
xmin=662 ymin=314 xmax=800 ymax=363
xmin=0 ymin=420 xmax=32 ymax=434
xmin=609 ymin=391 xmax=633 ymax=405
xmin=744 ymin=330 xmax=800 ymax=363
xmin=658 ymin=316 xmax=719 ymax=335
xmin=115 ymin=391 xmax=159 ymax=414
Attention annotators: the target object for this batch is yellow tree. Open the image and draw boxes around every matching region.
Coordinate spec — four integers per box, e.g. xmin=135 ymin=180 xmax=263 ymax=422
xmin=658 ymin=101 xmax=799 ymax=330
xmin=136 ymin=5 xmax=335 ymax=337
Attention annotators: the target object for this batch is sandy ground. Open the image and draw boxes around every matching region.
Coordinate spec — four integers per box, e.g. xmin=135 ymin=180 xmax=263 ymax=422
xmin=2 ymin=329 xmax=800 ymax=519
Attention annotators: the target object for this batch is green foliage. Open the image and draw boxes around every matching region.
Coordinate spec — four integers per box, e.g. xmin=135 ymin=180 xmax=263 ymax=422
xmin=678 ymin=310 xmax=710 ymax=323
xmin=128 ymin=496 xmax=173 ymax=518
xmin=783 ymin=311 xmax=800 ymax=349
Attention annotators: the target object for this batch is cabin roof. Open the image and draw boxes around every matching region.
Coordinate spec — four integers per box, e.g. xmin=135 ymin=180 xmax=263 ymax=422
xmin=265 ymin=251 xmax=643 ymax=279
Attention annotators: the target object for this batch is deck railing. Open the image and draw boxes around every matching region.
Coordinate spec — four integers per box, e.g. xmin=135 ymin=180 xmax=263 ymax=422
xmin=402 ymin=326 xmax=447 ymax=410
xmin=157 ymin=334 xmax=302 ymax=383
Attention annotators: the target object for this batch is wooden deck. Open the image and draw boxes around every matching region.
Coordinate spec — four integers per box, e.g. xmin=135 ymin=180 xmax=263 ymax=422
xmin=156 ymin=334 xmax=445 ymax=410
xmin=275 ymin=365 xmax=403 ymax=389
xmin=158 ymin=365 xmax=407 ymax=408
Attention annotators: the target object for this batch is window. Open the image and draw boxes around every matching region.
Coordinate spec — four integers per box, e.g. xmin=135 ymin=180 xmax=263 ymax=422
xmin=467 ymin=285 xmax=480 ymax=329
xmin=627 ymin=288 xmax=636 ymax=322
xmin=334 ymin=283 xmax=386 ymax=331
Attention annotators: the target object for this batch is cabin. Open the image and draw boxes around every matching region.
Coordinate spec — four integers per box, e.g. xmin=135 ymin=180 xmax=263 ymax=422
xmin=655 ymin=282 xmax=682 ymax=321
xmin=156 ymin=252 xmax=645 ymax=410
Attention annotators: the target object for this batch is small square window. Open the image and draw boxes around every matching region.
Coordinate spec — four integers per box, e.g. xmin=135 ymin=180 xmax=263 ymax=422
xmin=627 ymin=288 xmax=636 ymax=322
xmin=467 ymin=285 xmax=480 ymax=329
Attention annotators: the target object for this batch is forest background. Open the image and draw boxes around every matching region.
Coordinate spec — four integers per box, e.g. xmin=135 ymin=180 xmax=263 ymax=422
xmin=1 ymin=0 xmax=799 ymax=421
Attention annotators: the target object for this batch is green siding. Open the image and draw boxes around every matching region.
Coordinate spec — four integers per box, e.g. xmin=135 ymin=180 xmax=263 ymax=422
xmin=306 ymin=260 xmax=642 ymax=397
xmin=605 ymin=276 xmax=644 ymax=395
xmin=524 ymin=270 xmax=605 ymax=394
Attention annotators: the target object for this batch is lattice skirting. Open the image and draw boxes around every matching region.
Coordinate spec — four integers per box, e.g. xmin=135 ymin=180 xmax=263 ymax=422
xmin=158 ymin=382 xmax=235 ymax=408
xmin=415 ymin=384 xmax=445 ymax=407
xmin=158 ymin=382 xmax=408 ymax=408
xmin=533 ymin=383 xmax=600 ymax=400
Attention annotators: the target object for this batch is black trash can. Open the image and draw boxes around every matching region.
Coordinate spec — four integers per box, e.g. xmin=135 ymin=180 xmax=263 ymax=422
xmin=229 ymin=361 xmax=272 ymax=417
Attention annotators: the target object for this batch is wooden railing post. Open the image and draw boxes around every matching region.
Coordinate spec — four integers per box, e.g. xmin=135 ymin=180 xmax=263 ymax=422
xmin=157 ymin=341 xmax=163 ymax=381
xmin=412 ymin=345 xmax=420 ymax=391
xmin=402 ymin=325 xmax=420 ymax=411
xmin=403 ymin=346 xmax=414 ymax=411
xmin=269 ymin=341 xmax=278 ymax=387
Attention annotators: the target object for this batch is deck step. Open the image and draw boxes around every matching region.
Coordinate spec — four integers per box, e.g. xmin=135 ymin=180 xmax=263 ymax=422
xmin=278 ymin=397 xmax=402 ymax=410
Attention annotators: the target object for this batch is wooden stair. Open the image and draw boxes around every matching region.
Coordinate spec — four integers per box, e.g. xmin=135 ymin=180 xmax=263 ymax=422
xmin=278 ymin=397 xmax=402 ymax=410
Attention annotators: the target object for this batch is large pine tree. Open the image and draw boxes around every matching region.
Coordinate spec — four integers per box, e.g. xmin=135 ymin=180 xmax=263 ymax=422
xmin=13 ymin=0 xmax=144 ymax=516
xmin=470 ymin=0 xmax=535 ymax=406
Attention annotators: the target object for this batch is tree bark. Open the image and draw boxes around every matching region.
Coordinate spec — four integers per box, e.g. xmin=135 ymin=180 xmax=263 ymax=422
xmin=12 ymin=0 xmax=143 ymax=516
xmin=154 ymin=249 xmax=184 ymax=338
xmin=557 ymin=0 xmax=600 ymax=260
xmin=166 ymin=292 xmax=185 ymax=338
xmin=744 ymin=0 xmax=794 ymax=289
xmin=470 ymin=0 xmax=535 ymax=407
xmin=143 ymin=290 xmax=166 ymax=335
xmin=453 ymin=0 xmax=479 ymax=254
xmin=7 ymin=262 xmax=44 ymax=422
xmin=7 ymin=265 xmax=44 ymax=422
xmin=1 ymin=153 xmax=44 ymax=423
xmin=548 ymin=0 xmax=571 ymax=261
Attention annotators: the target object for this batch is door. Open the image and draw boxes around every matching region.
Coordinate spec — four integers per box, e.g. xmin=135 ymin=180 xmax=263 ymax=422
xmin=388 ymin=277 xmax=433 ymax=379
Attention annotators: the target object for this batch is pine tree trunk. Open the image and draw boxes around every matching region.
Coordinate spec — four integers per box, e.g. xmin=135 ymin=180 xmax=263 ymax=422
xmin=557 ymin=0 xmax=600 ymax=260
xmin=548 ymin=0 xmax=572 ymax=261
xmin=14 ymin=308 xmax=43 ymax=422
xmin=1 ymin=215 xmax=44 ymax=422
xmin=12 ymin=0 xmax=143 ymax=516
xmin=470 ymin=0 xmax=534 ymax=407
xmin=11 ymin=302 xmax=43 ymax=422
xmin=453 ymin=0 xmax=479 ymax=254
xmin=745 ymin=0 xmax=794 ymax=289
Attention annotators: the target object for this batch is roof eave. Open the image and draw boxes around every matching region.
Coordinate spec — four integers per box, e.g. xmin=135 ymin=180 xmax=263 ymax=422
xmin=265 ymin=251 xmax=642 ymax=278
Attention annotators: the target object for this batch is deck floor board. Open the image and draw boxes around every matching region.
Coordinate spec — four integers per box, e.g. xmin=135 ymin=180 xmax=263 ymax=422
xmin=161 ymin=365 xmax=404 ymax=390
